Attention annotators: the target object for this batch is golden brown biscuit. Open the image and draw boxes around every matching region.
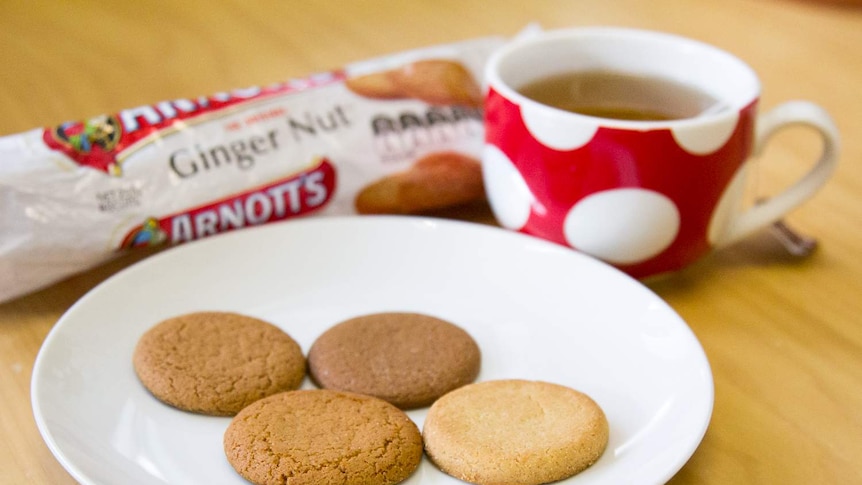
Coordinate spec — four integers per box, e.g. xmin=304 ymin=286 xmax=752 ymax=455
xmin=224 ymin=389 xmax=423 ymax=485
xmin=423 ymin=379 xmax=609 ymax=485
xmin=390 ymin=59 xmax=483 ymax=107
xmin=354 ymin=151 xmax=486 ymax=215
xmin=345 ymin=59 xmax=482 ymax=107
xmin=344 ymin=70 xmax=404 ymax=100
xmin=307 ymin=312 xmax=481 ymax=409
xmin=132 ymin=311 xmax=306 ymax=416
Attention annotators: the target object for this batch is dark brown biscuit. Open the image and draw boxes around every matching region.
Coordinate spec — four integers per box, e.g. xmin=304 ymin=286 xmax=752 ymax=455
xmin=354 ymin=151 xmax=486 ymax=215
xmin=223 ymin=389 xmax=423 ymax=485
xmin=423 ymin=379 xmax=609 ymax=485
xmin=308 ymin=312 xmax=481 ymax=409
xmin=132 ymin=311 xmax=306 ymax=416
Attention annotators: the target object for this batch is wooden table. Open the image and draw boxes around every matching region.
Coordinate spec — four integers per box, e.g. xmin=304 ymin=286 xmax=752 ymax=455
xmin=1 ymin=1 xmax=860 ymax=483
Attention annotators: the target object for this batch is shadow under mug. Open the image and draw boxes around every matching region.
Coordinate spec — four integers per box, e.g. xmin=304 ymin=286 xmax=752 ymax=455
xmin=482 ymin=27 xmax=840 ymax=278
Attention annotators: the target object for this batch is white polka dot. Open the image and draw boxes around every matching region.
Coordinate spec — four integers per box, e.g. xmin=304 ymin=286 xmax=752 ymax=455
xmin=481 ymin=144 xmax=534 ymax=230
xmin=563 ymin=189 xmax=680 ymax=265
xmin=521 ymin=104 xmax=598 ymax=150
xmin=671 ymin=112 xmax=739 ymax=155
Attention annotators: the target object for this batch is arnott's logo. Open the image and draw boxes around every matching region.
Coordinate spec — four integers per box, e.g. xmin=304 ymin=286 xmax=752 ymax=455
xmin=42 ymin=72 xmax=345 ymax=175
xmin=120 ymin=158 xmax=336 ymax=248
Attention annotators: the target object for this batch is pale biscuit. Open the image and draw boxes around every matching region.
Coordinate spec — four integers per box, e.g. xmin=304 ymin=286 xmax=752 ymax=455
xmin=132 ymin=311 xmax=306 ymax=416
xmin=354 ymin=151 xmax=485 ymax=215
xmin=423 ymin=379 xmax=609 ymax=485
xmin=223 ymin=389 xmax=423 ymax=485
xmin=308 ymin=312 xmax=481 ymax=409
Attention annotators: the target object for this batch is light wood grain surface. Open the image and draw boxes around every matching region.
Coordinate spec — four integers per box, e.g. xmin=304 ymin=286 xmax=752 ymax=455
xmin=1 ymin=1 xmax=861 ymax=484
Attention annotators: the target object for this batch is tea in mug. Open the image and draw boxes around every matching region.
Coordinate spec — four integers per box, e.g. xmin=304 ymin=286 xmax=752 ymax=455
xmin=516 ymin=70 xmax=719 ymax=121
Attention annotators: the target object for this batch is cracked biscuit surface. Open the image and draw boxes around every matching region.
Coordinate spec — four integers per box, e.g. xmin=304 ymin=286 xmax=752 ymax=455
xmin=223 ymin=389 xmax=423 ymax=485
xmin=423 ymin=379 xmax=609 ymax=485
xmin=132 ymin=311 xmax=306 ymax=416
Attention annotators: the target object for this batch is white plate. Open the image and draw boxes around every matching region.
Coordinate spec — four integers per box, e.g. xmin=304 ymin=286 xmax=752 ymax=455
xmin=32 ymin=216 xmax=713 ymax=485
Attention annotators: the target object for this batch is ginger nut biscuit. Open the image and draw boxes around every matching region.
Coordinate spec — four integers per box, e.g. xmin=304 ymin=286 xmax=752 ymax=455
xmin=345 ymin=59 xmax=482 ymax=107
xmin=389 ymin=59 xmax=483 ymax=107
xmin=423 ymin=379 xmax=609 ymax=485
xmin=354 ymin=151 xmax=486 ymax=215
xmin=344 ymin=69 xmax=404 ymax=100
xmin=308 ymin=312 xmax=481 ymax=409
xmin=132 ymin=311 xmax=306 ymax=416
xmin=224 ymin=389 xmax=423 ymax=485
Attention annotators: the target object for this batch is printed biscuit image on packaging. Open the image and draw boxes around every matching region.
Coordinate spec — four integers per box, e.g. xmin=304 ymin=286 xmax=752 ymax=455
xmin=346 ymin=57 xmax=487 ymax=215
xmin=0 ymin=36 xmax=505 ymax=303
xmin=346 ymin=59 xmax=484 ymax=107
xmin=354 ymin=151 xmax=485 ymax=215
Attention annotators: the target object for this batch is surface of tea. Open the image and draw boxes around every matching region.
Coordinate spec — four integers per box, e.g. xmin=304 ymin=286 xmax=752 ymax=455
xmin=517 ymin=70 xmax=718 ymax=121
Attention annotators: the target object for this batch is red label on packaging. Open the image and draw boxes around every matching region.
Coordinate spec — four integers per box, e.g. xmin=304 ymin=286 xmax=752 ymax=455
xmin=42 ymin=72 xmax=346 ymax=175
xmin=119 ymin=159 xmax=336 ymax=248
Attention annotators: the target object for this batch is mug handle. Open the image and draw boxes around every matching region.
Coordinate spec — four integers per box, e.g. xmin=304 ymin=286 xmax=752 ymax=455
xmin=715 ymin=100 xmax=840 ymax=247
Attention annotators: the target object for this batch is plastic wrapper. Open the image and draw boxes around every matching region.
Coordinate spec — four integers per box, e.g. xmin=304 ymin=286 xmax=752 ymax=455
xmin=0 ymin=36 xmax=505 ymax=303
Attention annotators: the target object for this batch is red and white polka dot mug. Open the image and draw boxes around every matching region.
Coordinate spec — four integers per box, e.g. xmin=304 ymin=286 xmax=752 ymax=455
xmin=482 ymin=28 xmax=840 ymax=278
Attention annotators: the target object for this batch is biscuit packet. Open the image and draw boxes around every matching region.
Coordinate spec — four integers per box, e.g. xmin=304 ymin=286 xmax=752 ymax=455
xmin=0 ymin=36 xmax=505 ymax=303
